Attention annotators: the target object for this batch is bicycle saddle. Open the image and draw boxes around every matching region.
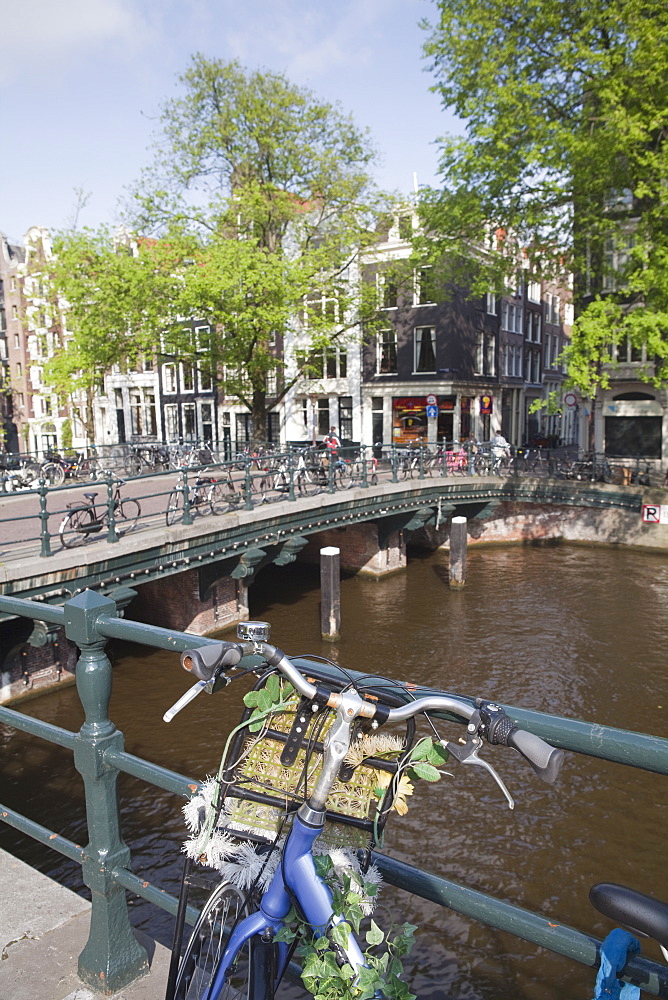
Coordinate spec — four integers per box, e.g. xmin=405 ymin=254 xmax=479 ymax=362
xmin=83 ymin=492 xmax=98 ymax=501
xmin=590 ymin=883 xmax=668 ymax=947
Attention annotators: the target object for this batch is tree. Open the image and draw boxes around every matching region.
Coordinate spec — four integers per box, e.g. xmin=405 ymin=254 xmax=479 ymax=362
xmin=419 ymin=0 xmax=668 ymax=399
xmin=45 ymin=226 xmax=175 ymax=442
xmin=123 ymin=56 xmax=388 ymax=443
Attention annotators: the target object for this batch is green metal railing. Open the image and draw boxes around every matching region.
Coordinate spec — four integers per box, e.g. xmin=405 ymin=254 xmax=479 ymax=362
xmin=0 ymin=591 xmax=666 ymax=995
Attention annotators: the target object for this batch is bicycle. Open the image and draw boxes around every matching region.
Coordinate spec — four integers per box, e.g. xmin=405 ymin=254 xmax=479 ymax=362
xmin=163 ymin=620 xmax=564 ymax=1000
xmin=166 ymin=471 xmax=241 ymax=526
xmin=58 ymin=477 xmax=141 ymax=548
xmin=589 ymin=883 xmax=668 ymax=996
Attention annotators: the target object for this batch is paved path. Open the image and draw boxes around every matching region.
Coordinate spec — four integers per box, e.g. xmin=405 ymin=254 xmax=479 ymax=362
xmin=0 ymin=848 xmax=169 ymax=1000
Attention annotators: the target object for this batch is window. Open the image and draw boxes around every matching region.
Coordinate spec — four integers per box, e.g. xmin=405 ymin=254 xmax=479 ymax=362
xmin=296 ymin=347 xmax=346 ymax=379
xmin=612 ymin=337 xmax=648 ymax=364
xmin=181 ymin=363 xmax=195 ymax=392
xmin=527 ymin=280 xmax=541 ymax=303
xmin=415 ymin=267 xmax=436 ymax=305
xmin=183 ymin=402 xmax=197 ymax=439
xmin=15 ymin=362 xmax=22 ymax=377
xmin=305 ymin=290 xmax=338 ymax=326
xmin=200 ymin=402 xmax=213 ymax=443
xmin=317 ymin=398 xmax=330 ymax=436
xmin=501 ymin=301 xmax=523 ymax=333
xmin=146 ymin=391 xmax=157 ymax=435
xmin=377 ymin=271 xmax=398 ymax=309
xmin=486 ymin=293 xmax=497 ymax=315
xmin=339 ymin=396 xmax=353 ymax=439
xmin=198 ymin=364 xmax=213 ymax=391
xmin=414 ymin=327 xmax=436 ymax=373
xmin=377 ymin=329 xmax=397 ymax=374
xmin=164 ymin=404 xmax=179 ymax=441
xmin=526 ymin=311 xmax=542 ymax=343
xmin=130 ymin=391 xmax=143 ymax=435
xmin=163 ymin=364 xmax=176 ymax=393
xmin=14 ymin=333 xmax=20 ymax=348
xmin=602 ymin=228 xmax=634 ymax=292
xmin=372 ymin=396 xmax=384 ymax=444
xmin=475 ymin=331 xmax=484 ymax=375
xmin=546 ymin=293 xmax=560 ymax=325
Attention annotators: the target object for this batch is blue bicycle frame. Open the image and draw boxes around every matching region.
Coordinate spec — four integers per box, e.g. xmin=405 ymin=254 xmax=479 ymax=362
xmin=207 ymin=810 xmax=365 ymax=1000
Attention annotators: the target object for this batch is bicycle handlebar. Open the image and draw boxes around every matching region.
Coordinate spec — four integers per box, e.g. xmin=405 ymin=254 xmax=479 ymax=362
xmin=174 ymin=635 xmax=564 ymax=785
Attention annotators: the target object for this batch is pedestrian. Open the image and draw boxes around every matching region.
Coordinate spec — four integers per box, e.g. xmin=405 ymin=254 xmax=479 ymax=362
xmin=322 ymin=426 xmax=341 ymax=468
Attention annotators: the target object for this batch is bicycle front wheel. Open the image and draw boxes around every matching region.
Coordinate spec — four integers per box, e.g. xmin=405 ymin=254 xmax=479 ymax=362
xmin=116 ymin=498 xmax=140 ymax=535
xmin=166 ymin=491 xmax=184 ymax=526
xmin=209 ymin=480 xmax=242 ymax=514
xmin=41 ymin=462 xmax=65 ymax=487
xmin=59 ymin=507 xmax=97 ymax=548
xmin=175 ymin=882 xmax=255 ymax=1000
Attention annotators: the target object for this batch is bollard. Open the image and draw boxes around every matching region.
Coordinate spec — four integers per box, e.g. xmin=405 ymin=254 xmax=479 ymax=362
xmin=320 ymin=546 xmax=341 ymax=640
xmin=449 ymin=515 xmax=468 ymax=588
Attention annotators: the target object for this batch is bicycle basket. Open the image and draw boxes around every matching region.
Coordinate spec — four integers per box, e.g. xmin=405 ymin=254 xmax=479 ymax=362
xmin=196 ymin=666 xmax=417 ymax=855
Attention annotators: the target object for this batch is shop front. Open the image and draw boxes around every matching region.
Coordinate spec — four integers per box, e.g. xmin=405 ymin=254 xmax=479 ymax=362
xmin=392 ymin=395 xmax=463 ymax=445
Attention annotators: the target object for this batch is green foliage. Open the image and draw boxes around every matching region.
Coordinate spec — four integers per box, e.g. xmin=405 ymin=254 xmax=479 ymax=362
xmin=276 ymin=857 xmax=417 ymax=1000
xmin=118 ymin=55 xmax=391 ymax=444
xmin=242 ymin=674 xmax=294 ymax=732
xmin=60 ymin=418 xmax=73 ymax=452
xmin=420 ymin=0 xmax=668 ymax=390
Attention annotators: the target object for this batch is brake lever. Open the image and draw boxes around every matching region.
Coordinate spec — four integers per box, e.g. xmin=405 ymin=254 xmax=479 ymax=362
xmin=441 ymin=735 xmax=515 ymax=810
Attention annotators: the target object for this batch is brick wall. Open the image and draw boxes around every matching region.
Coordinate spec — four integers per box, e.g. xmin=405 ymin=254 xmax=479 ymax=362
xmin=130 ymin=569 xmax=242 ymax=634
xmin=299 ymin=522 xmax=407 ymax=576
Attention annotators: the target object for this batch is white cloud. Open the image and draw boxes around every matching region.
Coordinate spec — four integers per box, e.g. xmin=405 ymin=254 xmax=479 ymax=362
xmin=0 ymin=0 xmax=148 ymax=82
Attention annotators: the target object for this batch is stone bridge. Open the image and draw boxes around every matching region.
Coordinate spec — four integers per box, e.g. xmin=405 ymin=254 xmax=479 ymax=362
xmin=1 ymin=474 xmax=662 ymax=703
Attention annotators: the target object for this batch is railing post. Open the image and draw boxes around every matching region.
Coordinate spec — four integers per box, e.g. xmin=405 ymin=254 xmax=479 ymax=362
xmin=37 ymin=477 xmax=52 ymax=557
xmin=105 ymin=473 xmax=119 ymax=543
xmin=287 ymin=454 xmax=296 ymax=501
xmin=64 ymin=591 xmax=149 ymax=993
xmin=327 ymin=453 xmax=336 ymax=493
xmin=244 ymin=458 xmax=254 ymax=510
xmin=361 ymin=449 xmax=369 ymax=488
xmin=390 ymin=444 xmax=399 ymax=483
xmin=181 ymin=467 xmax=194 ymax=525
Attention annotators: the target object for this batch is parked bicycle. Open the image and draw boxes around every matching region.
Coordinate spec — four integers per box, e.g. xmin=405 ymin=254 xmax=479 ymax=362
xmin=163 ymin=620 xmax=564 ymax=1000
xmin=58 ymin=477 xmax=141 ymax=548
xmin=166 ymin=471 xmax=241 ymax=526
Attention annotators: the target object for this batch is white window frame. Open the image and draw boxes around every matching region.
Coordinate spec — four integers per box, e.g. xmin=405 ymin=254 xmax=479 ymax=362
xmin=376 ymin=329 xmax=398 ymax=375
xmin=414 ymin=326 xmax=436 ymax=374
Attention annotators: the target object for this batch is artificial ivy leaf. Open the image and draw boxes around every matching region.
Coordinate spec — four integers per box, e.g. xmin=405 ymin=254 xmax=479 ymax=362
xmin=366 ymin=919 xmax=385 ymax=946
xmin=329 ymin=921 xmax=352 ymax=951
xmin=314 ymin=936 xmax=330 ymax=952
xmin=274 ymin=925 xmax=296 ymax=944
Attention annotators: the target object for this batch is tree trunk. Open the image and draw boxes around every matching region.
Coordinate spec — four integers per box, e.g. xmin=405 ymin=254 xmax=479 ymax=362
xmin=250 ymin=385 xmax=268 ymax=447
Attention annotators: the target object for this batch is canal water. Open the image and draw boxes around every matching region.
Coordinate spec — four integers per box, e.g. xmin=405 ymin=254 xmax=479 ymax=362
xmin=1 ymin=543 xmax=667 ymax=1000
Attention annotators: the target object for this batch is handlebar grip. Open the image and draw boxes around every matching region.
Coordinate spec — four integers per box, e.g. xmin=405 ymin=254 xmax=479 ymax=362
xmin=507 ymin=728 xmax=564 ymax=784
xmin=181 ymin=642 xmax=243 ymax=682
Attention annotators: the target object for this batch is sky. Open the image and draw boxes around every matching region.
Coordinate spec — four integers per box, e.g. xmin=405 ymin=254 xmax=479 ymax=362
xmin=0 ymin=0 xmax=462 ymax=245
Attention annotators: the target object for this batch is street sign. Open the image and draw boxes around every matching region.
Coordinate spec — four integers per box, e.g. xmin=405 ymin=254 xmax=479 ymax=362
xmin=426 ymin=394 xmax=437 ymax=406
xmin=642 ymin=504 xmax=668 ymax=523
xmin=426 ymin=405 xmax=438 ymax=419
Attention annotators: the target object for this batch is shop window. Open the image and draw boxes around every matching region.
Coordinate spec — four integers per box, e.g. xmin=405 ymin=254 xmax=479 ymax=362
xmin=605 ymin=416 xmax=661 ymax=458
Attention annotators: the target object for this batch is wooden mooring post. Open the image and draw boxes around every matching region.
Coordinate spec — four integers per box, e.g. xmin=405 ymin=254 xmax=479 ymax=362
xmin=320 ymin=546 xmax=341 ymax=640
xmin=449 ymin=516 xmax=468 ymax=588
